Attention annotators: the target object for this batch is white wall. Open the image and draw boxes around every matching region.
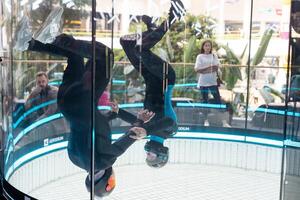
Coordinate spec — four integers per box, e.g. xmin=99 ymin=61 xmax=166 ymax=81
xmin=8 ymin=139 xmax=283 ymax=194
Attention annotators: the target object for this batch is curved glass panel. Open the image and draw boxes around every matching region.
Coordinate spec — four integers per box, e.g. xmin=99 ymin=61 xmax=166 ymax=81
xmin=282 ymin=1 xmax=300 ymax=200
xmin=1 ymin=0 xmax=300 ymax=200
xmin=248 ymin=0 xmax=289 ymax=134
xmin=3 ymin=1 xmax=93 ymax=199
xmin=0 ymin=0 xmax=13 ymax=188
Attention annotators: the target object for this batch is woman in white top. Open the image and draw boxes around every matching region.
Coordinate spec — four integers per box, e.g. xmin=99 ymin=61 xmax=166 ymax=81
xmin=194 ymin=40 xmax=221 ymax=104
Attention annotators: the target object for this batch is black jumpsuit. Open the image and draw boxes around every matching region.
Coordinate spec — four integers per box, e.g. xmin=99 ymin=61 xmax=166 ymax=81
xmin=120 ymin=19 xmax=178 ymax=140
xmin=28 ymin=36 xmax=139 ymax=172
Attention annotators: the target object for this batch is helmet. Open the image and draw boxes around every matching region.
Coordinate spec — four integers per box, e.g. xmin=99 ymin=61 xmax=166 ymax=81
xmin=85 ymin=167 xmax=116 ymax=198
xmin=144 ymin=141 xmax=169 ymax=168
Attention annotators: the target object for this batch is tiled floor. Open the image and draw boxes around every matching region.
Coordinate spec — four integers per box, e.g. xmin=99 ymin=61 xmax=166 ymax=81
xmin=29 ymin=164 xmax=280 ymax=200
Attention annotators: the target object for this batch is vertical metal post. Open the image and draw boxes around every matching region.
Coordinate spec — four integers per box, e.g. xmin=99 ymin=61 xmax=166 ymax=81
xmin=110 ymin=0 xmax=114 ymax=101
xmin=279 ymin=3 xmax=293 ymax=199
xmin=245 ymin=0 xmax=254 ymax=129
xmin=91 ymin=0 xmax=96 ymax=199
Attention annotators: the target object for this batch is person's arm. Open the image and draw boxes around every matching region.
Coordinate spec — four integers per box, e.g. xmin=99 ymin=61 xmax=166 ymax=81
xmin=102 ymin=102 xmax=139 ymax=123
xmin=97 ymin=127 xmax=147 ymax=169
xmin=117 ymin=109 xmax=142 ymax=124
xmin=110 ymin=127 xmax=146 ymax=154
xmin=101 ymin=101 xmax=119 ymax=121
xmin=24 ymin=87 xmax=41 ymax=110
xmin=194 ymin=54 xmax=218 ymax=74
xmin=117 ymin=108 xmax=155 ymax=126
xmin=102 ymin=111 xmax=118 ymax=121
xmin=194 ymin=55 xmax=211 ymax=74
xmin=36 ymin=87 xmax=58 ymax=120
xmin=197 ymin=66 xmax=217 ymax=74
xmin=142 ymin=117 xmax=177 ymax=138
xmin=102 ymin=108 xmax=140 ymax=123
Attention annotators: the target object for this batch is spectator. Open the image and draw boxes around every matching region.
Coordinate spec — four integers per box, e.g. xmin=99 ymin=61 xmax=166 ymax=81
xmin=25 ymin=71 xmax=58 ymax=122
xmin=194 ymin=39 xmax=221 ymax=104
xmin=194 ymin=40 xmax=230 ymax=127
xmin=98 ymin=83 xmax=111 ymax=106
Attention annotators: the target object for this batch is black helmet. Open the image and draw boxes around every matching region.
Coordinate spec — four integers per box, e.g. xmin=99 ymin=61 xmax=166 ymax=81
xmin=144 ymin=141 xmax=169 ymax=168
xmin=85 ymin=167 xmax=116 ymax=198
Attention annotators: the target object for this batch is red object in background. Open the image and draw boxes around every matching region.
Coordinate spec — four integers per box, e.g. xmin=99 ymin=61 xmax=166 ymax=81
xmin=276 ymin=8 xmax=282 ymax=16
xmin=98 ymin=91 xmax=110 ymax=106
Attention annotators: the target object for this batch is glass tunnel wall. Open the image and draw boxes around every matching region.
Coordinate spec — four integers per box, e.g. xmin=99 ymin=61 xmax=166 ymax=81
xmin=282 ymin=1 xmax=300 ymax=200
xmin=1 ymin=0 xmax=94 ymax=199
xmin=0 ymin=0 xmax=300 ymax=200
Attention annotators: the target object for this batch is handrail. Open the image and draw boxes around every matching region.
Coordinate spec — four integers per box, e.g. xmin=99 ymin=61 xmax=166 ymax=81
xmin=9 ymin=59 xmax=297 ymax=69
xmin=4 ymin=127 xmax=286 ymax=181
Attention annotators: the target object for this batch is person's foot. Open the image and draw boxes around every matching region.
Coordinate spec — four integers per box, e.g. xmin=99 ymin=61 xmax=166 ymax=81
xmin=204 ymin=119 xmax=210 ymax=126
xmin=33 ymin=7 xmax=64 ymax=44
xmin=141 ymin=15 xmax=157 ymax=31
xmin=13 ymin=16 xmax=33 ymax=51
xmin=222 ymin=120 xmax=231 ymax=128
xmin=169 ymin=0 xmax=186 ymax=25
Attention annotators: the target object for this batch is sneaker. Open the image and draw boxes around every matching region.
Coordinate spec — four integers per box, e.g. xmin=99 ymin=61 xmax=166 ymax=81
xmin=204 ymin=119 xmax=210 ymax=126
xmin=222 ymin=120 xmax=231 ymax=127
xmin=33 ymin=7 xmax=64 ymax=44
xmin=13 ymin=16 xmax=32 ymax=51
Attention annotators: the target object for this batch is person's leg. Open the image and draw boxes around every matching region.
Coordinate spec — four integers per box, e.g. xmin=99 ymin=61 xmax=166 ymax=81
xmin=28 ymin=35 xmax=112 ymax=105
xmin=51 ymin=34 xmax=112 ymax=60
xmin=208 ymin=85 xmax=231 ymax=127
xmin=140 ymin=0 xmax=186 ymax=50
xmin=164 ymin=84 xmax=177 ymax=122
xmin=29 ymin=34 xmax=113 ymax=60
xmin=139 ymin=20 xmax=169 ymax=50
xmin=28 ymin=37 xmax=86 ymax=95
xmin=57 ymin=59 xmax=89 ymax=120
xmin=200 ymin=87 xmax=209 ymax=103
xmin=200 ymin=86 xmax=210 ymax=123
xmin=120 ymin=0 xmax=185 ymax=68
xmin=140 ymin=50 xmax=176 ymax=84
xmin=119 ymin=17 xmax=169 ymax=69
xmin=61 ymin=55 xmax=85 ymax=84
xmin=119 ymin=34 xmax=141 ymax=71
xmin=28 ymin=38 xmax=72 ymax=58
xmin=209 ymin=86 xmax=221 ymax=104
xmin=120 ymin=33 xmax=172 ymax=82
xmin=84 ymin=58 xmax=111 ymax=102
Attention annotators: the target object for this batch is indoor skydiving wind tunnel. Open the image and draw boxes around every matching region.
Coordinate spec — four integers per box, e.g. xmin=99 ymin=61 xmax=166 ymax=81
xmin=1 ymin=0 xmax=300 ymax=199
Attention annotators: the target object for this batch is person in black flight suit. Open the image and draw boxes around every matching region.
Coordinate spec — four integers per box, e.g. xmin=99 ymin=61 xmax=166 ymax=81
xmin=26 ymin=34 xmax=156 ymax=197
xmin=120 ymin=0 xmax=186 ymax=168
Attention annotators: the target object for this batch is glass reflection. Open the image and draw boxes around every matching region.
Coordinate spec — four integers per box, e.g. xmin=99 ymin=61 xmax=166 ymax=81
xmin=1 ymin=0 xmax=300 ymax=200
xmin=282 ymin=1 xmax=300 ymax=200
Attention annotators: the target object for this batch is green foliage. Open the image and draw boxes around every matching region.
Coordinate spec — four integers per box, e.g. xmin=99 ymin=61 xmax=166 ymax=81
xmin=155 ymin=14 xmax=216 ymax=63
xmin=113 ymin=14 xmax=274 ymax=101
xmin=251 ymin=27 xmax=274 ymax=66
xmin=219 ymin=44 xmax=242 ymax=90
xmin=183 ymin=35 xmax=197 ymax=63
xmin=70 ymin=0 xmax=91 ymax=7
xmin=30 ymin=1 xmax=89 ymax=27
